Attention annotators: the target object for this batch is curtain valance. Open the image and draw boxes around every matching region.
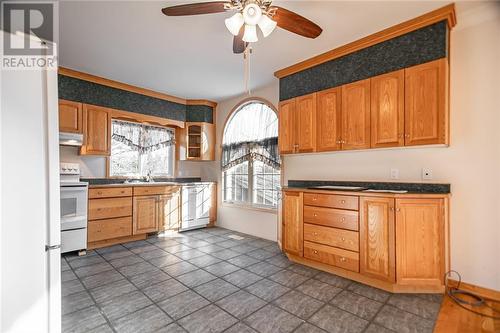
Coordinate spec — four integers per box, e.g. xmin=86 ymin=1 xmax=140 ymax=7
xmin=111 ymin=120 xmax=175 ymax=154
xmin=221 ymin=137 xmax=280 ymax=171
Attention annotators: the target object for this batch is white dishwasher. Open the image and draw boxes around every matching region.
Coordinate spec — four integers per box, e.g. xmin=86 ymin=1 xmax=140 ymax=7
xmin=180 ymin=183 xmax=211 ymax=231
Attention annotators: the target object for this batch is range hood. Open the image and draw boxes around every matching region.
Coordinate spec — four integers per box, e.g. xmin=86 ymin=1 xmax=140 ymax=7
xmin=59 ymin=132 xmax=83 ymax=146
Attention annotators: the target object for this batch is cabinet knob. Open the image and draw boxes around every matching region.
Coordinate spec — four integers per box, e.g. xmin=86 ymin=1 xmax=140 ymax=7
xmin=313 ymin=250 xmax=318 ymax=254
xmin=97 ymin=191 xmax=102 ymax=195
xmin=313 ymin=213 xmax=318 ymax=217
xmin=390 ymin=207 xmax=394 ymax=211
xmin=340 ymin=200 xmax=346 ymax=204
xmin=405 ymin=134 xmax=410 ymax=138
xmin=341 ymin=237 xmax=346 ymax=242
xmin=312 ymin=197 xmax=317 ymax=201
xmin=341 ymin=217 xmax=346 ymax=222
xmin=340 ymin=257 xmax=347 ymax=262
xmin=396 ymin=208 xmax=401 ymax=212
xmin=313 ymin=232 xmax=318 ymax=236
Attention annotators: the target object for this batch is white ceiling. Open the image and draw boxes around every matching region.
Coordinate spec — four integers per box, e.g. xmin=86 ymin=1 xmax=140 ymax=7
xmin=59 ymin=1 xmax=453 ymax=101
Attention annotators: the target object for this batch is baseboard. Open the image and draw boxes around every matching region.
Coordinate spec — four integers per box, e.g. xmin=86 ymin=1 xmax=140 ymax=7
xmin=447 ymin=279 xmax=500 ymax=301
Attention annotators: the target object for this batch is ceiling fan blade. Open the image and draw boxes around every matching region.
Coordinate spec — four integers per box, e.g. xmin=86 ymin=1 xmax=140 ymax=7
xmin=233 ymin=26 xmax=248 ymax=54
xmin=271 ymin=6 xmax=322 ymax=39
xmin=162 ymin=1 xmax=229 ymax=16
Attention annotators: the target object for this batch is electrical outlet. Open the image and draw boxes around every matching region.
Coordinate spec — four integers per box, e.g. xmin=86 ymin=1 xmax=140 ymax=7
xmin=422 ymin=168 xmax=433 ymax=180
xmin=390 ymin=168 xmax=399 ymax=180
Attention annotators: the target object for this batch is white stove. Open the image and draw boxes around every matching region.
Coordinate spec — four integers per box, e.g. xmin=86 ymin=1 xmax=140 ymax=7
xmin=60 ymin=163 xmax=88 ymax=254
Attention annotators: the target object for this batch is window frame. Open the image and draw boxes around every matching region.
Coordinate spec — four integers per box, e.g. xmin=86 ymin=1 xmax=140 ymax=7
xmin=107 ymin=119 xmax=176 ymax=179
xmin=221 ymin=98 xmax=280 ymax=211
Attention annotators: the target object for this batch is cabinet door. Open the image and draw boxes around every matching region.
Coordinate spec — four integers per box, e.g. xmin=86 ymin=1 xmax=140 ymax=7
xmin=371 ymin=70 xmax=404 ymax=148
xmin=317 ymin=87 xmax=342 ymax=152
xmin=278 ymin=99 xmax=296 ymax=154
xmin=81 ymin=104 xmax=111 ymax=155
xmin=296 ymin=93 xmax=316 ymax=153
xmin=59 ymin=99 xmax=83 ymax=133
xmin=342 ymin=79 xmax=371 ymax=150
xmin=158 ymin=192 xmax=180 ymax=232
xmin=395 ymin=198 xmax=445 ymax=287
xmin=200 ymin=123 xmax=215 ymax=160
xmin=282 ymin=191 xmax=303 ymax=256
xmin=360 ymin=197 xmax=395 ymax=282
xmin=405 ymin=58 xmax=448 ymax=146
xmin=133 ymin=196 xmax=158 ymax=235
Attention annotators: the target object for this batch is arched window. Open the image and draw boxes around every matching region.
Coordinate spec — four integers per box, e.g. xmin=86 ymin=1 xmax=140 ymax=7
xmin=222 ymin=100 xmax=280 ymax=208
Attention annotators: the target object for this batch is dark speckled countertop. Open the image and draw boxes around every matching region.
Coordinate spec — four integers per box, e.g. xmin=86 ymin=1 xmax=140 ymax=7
xmin=287 ymin=180 xmax=450 ymax=194
xmin=81 ymin=177 xmax=213 ymax=187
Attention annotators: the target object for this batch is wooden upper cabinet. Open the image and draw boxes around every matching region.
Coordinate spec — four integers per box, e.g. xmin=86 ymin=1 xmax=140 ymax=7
xmin=342 ymin=79 xmax=371 ymax=150
xmin=81 ymin=104 xmax=111 ymax=155
xmin=371 ymin=70 xmax=404 ymax=148
xmin=278 ymin=99 xmax=297 ymax=154
xmin=133 ymin=195 xmax=159 ymax=235
xmin=395 ymin=198 xmax=445 ymax=287
xmin=405 ymin=58 xmax=448 ymax=146
xmin=360 ymin=197 xmax=396 ymax=282
xmin=282 ymin=191 xmax=303 ymax=256
xmin=296 ymin=93 xmax=316 ymax=153
xmin=59 ymin=99 xmax=83 ymax=133
xmin=317 ymin=87 xmax=342 ymax=152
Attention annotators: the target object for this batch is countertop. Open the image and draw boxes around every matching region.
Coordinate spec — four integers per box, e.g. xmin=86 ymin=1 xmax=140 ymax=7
xmin=285 ymin=180 xmax=451 ymax=196
xmin=81 ymin=177 xmax=215 ymax=188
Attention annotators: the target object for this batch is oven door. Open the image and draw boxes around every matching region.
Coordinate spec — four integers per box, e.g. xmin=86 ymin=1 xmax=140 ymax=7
xmin=60 ymin=184 xmax=88 ymax=231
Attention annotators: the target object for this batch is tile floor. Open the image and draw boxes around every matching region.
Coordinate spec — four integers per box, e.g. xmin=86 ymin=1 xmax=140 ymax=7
xmin=62 ymin=227 xmax=443 ymax=333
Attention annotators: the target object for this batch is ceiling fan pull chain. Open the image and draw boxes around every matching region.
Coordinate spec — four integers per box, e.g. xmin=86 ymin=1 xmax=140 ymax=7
xmin=244 ymin=46 xmax=252 ymax=95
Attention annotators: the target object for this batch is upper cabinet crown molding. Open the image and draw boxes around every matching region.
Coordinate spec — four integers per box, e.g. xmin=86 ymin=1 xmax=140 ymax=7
xmin=58 ymin=67 xmax=217 ymax=107
xmin=274 ymin=3 xmax=456 ymax=79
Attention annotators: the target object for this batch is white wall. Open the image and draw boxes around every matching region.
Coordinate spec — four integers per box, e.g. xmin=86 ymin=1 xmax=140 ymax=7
xmin=215 ymin=84 xmax=280 ymax=241
xmin=283 ymin=3 xmax=500 ymax=290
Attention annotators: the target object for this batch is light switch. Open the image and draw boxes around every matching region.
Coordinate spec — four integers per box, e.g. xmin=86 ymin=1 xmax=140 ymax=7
xmin=390 ymin=168 xmax=399 ymax=180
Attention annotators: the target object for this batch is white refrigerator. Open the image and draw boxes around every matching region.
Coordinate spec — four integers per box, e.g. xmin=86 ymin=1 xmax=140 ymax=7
xmin=1 ymin=32 xmax=61 ymax=333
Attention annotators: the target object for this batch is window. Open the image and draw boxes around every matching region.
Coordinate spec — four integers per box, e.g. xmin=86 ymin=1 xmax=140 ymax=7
xmin=109 ymin=120 xmax=175 ymax=177
xmin=222 ymin=101 xmax=280 ymax=208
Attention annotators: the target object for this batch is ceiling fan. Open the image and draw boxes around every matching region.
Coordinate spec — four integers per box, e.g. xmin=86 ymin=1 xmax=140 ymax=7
xmin=162 ymin=0 xmax=322 ymax=54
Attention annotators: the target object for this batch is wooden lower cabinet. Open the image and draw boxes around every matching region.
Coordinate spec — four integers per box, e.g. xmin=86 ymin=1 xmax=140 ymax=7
xmin=282 ymin=190 xmax=448 ymax=293
xmin=88 ymin=217 xmax=132 ymax=243
xmin=133 ymin=195 xmax=159 ymax=235
xmin=282 ymin=191 xmax=303 ymax=256
xmin=88 ymin=197 xmax=132 ymax=220
xmin=395 ymin=198 xmax=445 ymax=287
xmin=359 ymin=197 xmax=396 ymax=282
xmin=158 ymin=190 xmax=181 ymax=232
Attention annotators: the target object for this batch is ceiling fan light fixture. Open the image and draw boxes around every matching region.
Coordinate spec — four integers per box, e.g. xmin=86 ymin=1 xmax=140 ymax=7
xmin=225 ymin=12 xmax=244 ymax=36
xmin=242 ymin=24 xmax=258 ymax=43
xmin=257 ymin=14 xmax=277 ymax=38
xmin=242 ymin=3 xmax=262 ymax=26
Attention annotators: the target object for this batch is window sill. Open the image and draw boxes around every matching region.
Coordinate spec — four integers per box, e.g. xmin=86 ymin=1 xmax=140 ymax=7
xmin=221 ymin=202 xmax=278 ymax=215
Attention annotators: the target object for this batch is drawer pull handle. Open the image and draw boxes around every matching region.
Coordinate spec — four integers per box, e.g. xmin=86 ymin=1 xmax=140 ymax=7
xmin=312 ymin=197 xmax=317 ymax=201
xmin=313 ymin=250 xmax=318 ymax=254
xmin=97 ymin=191 xmax=102 ymax=195
xmin=340 ymin=200 xmax=346 ymax=204
xmin=341 ymin=237 xmax=346 ymax=242
xmin=313 ymin=232 xmax=318 ymax=236
xmin=341 ymin=217 xmax=346 ymax=222
xmin=97 ymin=208 xmax=102 ymax=211
xmin=313 ymin=213 xmax=318 ymax=217
xmin=340 ymin=257 xmax=347 ymax=262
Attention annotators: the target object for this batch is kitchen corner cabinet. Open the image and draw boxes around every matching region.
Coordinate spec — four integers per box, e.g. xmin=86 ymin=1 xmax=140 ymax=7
xmin=341 ymin=79 xmax=371 ymax=150
xmin=360 ymin=197 xmax=396 ymax=282
xmin=405 ymin=58 xmax=448 ymax=146
xmin=395 ymin=198 xmax=445 ymax=287
xmin=80 ymin=104 xmax=111 ymax=156
xmin=282 ymin=191 xmax=303 ymax=256
xmin=59 ymin=99 xmax=83 ymax=133
xmin=370 ymin=70 xmax=404 ymax=148
xmin=178 ymin=122 xmax=215 ymax=161
xmin=317 ymin=87 xmax=342 ymax=152
xmin=278 ymin=93 xmax=316 ymax=154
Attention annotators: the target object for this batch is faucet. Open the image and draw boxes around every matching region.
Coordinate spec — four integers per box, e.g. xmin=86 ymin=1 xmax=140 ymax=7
xmin=145 ymin=171 xmax=154 ymax=183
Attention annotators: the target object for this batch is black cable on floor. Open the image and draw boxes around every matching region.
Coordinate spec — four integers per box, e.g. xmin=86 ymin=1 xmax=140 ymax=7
xmin=444 ymin=270 xmax=500 ymax=320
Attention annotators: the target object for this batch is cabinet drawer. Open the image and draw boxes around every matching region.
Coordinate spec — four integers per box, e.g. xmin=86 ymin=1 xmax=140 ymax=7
xmin=89 ymin=197 xmax=132 ymax=220
xmin=304 ymin=241 xmax=359 ymax=272
xmin=304 ymin=205 xmax=359 ymax=231
xmin=89 ymin=187 xmax=132 ymax=199
xmin=133 ymin=186 xmax=177 ymax=196
xmin=304 ymin=223 xmax=359 ymax=252
xmin=304 ymin=193 xmax=359 ymax=210
xmin=88 ymin=217 xmax=132 ymax=242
